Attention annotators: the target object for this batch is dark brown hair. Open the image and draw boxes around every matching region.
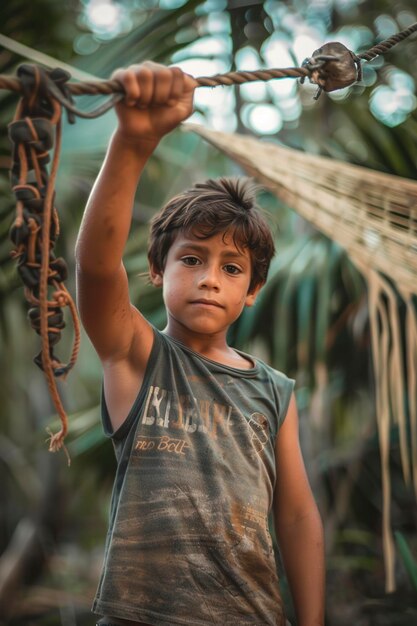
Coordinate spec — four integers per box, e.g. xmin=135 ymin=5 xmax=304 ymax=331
xmin=147 ymin=177 xmax=275 ymax=292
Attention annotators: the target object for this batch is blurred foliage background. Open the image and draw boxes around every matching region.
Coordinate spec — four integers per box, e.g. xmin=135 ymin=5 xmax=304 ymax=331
xmin=0 ymin=1 xmax=416 ymax=624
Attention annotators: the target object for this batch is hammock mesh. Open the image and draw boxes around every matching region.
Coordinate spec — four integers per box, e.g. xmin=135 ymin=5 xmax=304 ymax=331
xmin=188 ymin=124 xmax=417 ymax=593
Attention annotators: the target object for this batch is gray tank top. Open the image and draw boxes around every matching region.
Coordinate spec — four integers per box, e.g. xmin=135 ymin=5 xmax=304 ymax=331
xmin=93 ymin=327 xmax=295 ymax=625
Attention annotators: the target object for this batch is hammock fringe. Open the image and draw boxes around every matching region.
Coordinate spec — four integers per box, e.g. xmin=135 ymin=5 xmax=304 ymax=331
xmin=188 ymin=124 xmax=417 ymax=593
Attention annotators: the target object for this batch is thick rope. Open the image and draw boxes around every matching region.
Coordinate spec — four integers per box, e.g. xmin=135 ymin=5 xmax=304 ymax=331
xmin=0 ymin=21 xmax=416 ymax=116
xmin=358 ymin=22 xmax=417 ymax=61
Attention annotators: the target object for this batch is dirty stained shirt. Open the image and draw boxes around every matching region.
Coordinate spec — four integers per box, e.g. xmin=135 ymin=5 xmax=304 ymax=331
xmin=93 ymin=327 xmax=295 ymax=626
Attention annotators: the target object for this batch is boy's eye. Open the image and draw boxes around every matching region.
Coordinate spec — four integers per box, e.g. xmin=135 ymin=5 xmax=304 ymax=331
xmin=181 ymin=256 xmax=200 ymax=266
xmin=224 ymin=264 xmax=241 ymax=275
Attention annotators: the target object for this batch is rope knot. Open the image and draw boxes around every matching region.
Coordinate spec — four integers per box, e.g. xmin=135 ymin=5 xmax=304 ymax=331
xmin=17 ymin=64 xmax=76 ymax=124
xmin=12 ymin=183 xmax=43 ymax=212
xmin=301 ymin=42 xmax=362 ymax=99
xmin=53 ymin=289 xmax=69 ymax=307
xmin=8 ymin=117 xmax=54 ymax=152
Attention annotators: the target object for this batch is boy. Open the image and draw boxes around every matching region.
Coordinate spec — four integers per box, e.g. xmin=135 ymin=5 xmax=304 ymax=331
xmin=75 ymin=62 xmax=325 ymax=626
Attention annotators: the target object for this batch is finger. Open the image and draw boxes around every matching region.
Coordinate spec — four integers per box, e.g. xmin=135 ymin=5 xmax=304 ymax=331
xmin=167 ymin=66 xmax=185 ymax=105
xmin=152 ymin=66 xmax=175 ymax=106
xmin=183 ymin=72 xmax=199 ymax=93
xmin=135 ymin=64 xmax=155 ymax=108
xmin=111 ymin=67 xmax=141 ymax=107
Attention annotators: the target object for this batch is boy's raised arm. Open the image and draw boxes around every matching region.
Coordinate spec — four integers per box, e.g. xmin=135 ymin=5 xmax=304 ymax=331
xmin=75 ymin=63 xmax=196 ymax=369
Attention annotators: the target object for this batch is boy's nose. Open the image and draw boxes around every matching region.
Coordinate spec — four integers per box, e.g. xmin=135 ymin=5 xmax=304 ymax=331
xmin=197 ymin=266 xmax=220 ymax=290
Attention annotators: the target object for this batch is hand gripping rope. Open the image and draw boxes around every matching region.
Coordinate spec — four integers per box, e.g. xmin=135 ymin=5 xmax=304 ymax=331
xmin=0 ymin=21 xmax=416 ymax=459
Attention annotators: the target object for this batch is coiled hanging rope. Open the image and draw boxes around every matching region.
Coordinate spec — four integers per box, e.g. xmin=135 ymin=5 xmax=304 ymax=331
xmin=1 ymin=21 xmax=416 ymax=457
xmin=8 ymin=65 xmax=80 ymax=459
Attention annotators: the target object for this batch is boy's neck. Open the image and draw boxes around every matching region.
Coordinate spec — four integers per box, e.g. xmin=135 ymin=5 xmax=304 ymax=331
xmin=163 ymin=323 xmax=254 ymax=370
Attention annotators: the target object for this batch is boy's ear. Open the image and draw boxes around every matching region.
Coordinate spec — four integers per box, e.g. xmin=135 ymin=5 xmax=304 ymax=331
xmin=149 ymin=265 xmax=163 ymax=287
xmin=245 ymin=282 xmax=263 ymax=307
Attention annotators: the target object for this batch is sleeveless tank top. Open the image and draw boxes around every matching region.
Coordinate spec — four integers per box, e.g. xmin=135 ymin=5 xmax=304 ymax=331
xmin=93 ymin=328 xmax=295 ymax=625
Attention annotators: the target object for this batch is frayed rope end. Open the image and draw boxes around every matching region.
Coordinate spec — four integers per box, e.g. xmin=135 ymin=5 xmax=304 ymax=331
xmin=46 ymin=427 xmax=71 ymax=466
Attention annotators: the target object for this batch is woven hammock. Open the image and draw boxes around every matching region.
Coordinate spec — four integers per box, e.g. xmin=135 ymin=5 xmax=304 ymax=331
xmin=188 ymin=123 xmax=417 ymax=593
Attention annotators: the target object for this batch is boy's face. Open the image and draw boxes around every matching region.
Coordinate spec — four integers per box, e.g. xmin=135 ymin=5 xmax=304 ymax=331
xmin=151 ymin=229 xmax=261 ymax=341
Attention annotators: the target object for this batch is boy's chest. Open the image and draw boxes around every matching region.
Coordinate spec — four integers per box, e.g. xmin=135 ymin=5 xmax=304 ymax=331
xmin=137 ymin=375 xmax=276 ymax=466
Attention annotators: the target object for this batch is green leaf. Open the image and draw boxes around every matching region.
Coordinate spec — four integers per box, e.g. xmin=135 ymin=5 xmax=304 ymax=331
xmin=395 ymin=531 xmax=417 ymax=592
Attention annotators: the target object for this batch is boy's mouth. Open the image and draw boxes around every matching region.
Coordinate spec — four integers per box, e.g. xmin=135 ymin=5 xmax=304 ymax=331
xmin=190 ymin=299 xmax=224 ymax=308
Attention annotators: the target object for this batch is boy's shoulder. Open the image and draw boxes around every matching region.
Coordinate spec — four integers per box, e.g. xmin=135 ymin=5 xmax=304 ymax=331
xmin=232 ymin=345 xmax=296 ymax=425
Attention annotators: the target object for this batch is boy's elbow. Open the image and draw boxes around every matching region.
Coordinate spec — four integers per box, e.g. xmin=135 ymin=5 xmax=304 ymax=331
xmin=274 ymin=489 xmax=322 ymax=535
xmin=278 ymin=509 xmax=323 ymax=548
